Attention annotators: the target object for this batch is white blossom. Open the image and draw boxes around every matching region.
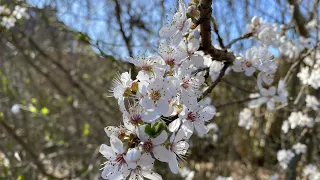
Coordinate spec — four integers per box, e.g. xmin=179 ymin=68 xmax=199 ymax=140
xmin=277 ymin=149 xmax=295 ymax=169
xmin=292 ymin=143 xmax=307 ymax=154
xmin=238 ymin=108 xmax=254 ymax=130
xmin=11 ymin=104 xmax=20 ymax=114
xmin=159 ymin=0 xmax=191 ymax=44
xmin=306 ymin=95 xmax=320 ymax=110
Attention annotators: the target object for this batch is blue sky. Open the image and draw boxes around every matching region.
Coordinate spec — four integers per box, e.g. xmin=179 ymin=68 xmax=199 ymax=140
xmin=26 ymin=0 xmax=319 ymax=58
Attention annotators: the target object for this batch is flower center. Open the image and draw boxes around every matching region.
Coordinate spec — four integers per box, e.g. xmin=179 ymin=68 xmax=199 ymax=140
xmin=143 ymin=141 xmax=153 ymax=152
xmin=166 ymin=58 xmax=175 ymax=66
xmin=178 ymin=20 xmax=185 ymax=31
xmin=115 ymin=154 xmax=125 ymax=165
xmin=130 ymin=114 xmax=142 ymax=125
xmin=141 ymin=65 xmax=152 ymax=71
xmin=170 ymin=143 xmax=174 ymax=152
xmin=118 ymin=129 xmax=126 ymax=139
xmin=187 ymin=112 xmax=196 ymax=121
xmin=150 ymin=90 xmax=161 ymax=101
xmin=245 ymin=61 xmax=252 ymax=67
xmin=182 ymin=79 xmax=190 ymax=89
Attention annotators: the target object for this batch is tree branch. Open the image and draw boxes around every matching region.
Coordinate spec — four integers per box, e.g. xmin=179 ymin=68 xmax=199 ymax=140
xmin=0 ymin=114 xmax=65 ymax=179
xmin=225 ymin=32 xmax=254 ymax=49
xmin=199 ymin=0 xmax=213 ymax=52
xmin=198 ymin=63 xmax=230 ymax=101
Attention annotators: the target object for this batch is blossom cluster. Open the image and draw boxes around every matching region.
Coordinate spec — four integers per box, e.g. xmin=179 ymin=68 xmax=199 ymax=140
xmin=234 ymin=17 xmax=290 ymax=130
xmin=235 ymin=16 xmax=319 ymax=173
xmin=0 ymin=4 xmax=29 ymax=29
xmin=99 ymin=1 xmax=216 ymax=179
xmin=281 ymin=111 xmax=314 ymax=134
xmin=277 ymin=142 xmax=307 ymax=169
xmin=304 ymin=164 xmax=320 ymax=180
xmin=99 ymin=0 xmax=319 ymax=178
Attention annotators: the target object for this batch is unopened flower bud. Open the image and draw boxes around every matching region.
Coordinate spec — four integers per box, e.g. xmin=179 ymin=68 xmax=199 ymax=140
xmin=125 ymin=148 xmax=141 ymax=163
xmin=251 ymin=16 xmax=261 ymax=26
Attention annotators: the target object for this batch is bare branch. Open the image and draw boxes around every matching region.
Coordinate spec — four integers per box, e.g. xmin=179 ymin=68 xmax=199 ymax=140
xmin=198 ymin=63 xmax=230 ymax=101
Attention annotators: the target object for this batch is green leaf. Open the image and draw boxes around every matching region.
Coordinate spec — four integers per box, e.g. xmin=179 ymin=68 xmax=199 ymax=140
xmin=144 ymin=124 xmax=154 ymax=137
xmin=152 ymin=122 xmax=166 ymax=137
xmin=67 ymin=96 xmax=73 ymax=102
xmin=31 ymin=98 xmax=37 ymax=104
xmin=144 ymin=122 xmax=166 ymax=138
xmin=17 ymin=175 xmax=24 ymax=180
xmin=41 ymin=107 xmax=49 ymax=115
xmin=29 ymin=106 xmax=37 ymax=113
xmin=83 ymin=123 xmax=90 ymax=136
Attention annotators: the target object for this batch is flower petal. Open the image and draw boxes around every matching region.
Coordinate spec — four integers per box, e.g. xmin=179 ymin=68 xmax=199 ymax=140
xmin=168 ymin=119 xmax=181 ymax=132
xmin=153 ymin=145 xmax=170 ymax=162
xmin=99 ymin=144 xmax=115 ymax=159
xmin=194 ymin=121 xmax=208 ymax=136
xmin=168 ymin=152 xmax=179 ymax=174
xmin=141 ymin=170 xmax=163 ymax=180
xmin=152 ymin=130 xmax=168 ymax=145
xmin=138 ymin=153 xmax=155 ymax=170
xmin=110 ymin=135 xmax=124 ymax=154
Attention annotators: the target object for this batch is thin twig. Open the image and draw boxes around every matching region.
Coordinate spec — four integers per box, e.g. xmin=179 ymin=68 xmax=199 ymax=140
xmin=222 ymin=79 xmax=255 ymax=94
xmin=0 ymin=115 xmax=66 ymax=179
xmin=216 ymin=97 xmax=256 ymax=109
xmin=198 ymin=63 xmax=230 ymax=101
xmin=211 ymin=17 xmax=225 ymax=49
xmin=284 ymin=44 xmax=319 ymax=83
xmin=225 ymin=32 xmax=254 ymax=49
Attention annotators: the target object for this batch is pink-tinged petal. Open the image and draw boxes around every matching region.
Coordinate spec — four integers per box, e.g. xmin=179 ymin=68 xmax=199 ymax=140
xmin=99 ymin=144 xmax=115 ymax=159
xmin=159 ymin=25 xmax=177 ymax=37
xmin=138 ymin=153 xmax=155 ymax=170
xmin=194 ymin=122 xmax=208 ymax=136
xmin=201 ymin=105 xmax=216 ymax=121
xmin=178 ymin=0 xmax=186 ymax=15
xmin=104 ymin=126 xmax=119 ymax=137
xmin=188 ymin=38 xmax=200 ymax=53
xmin=249 ymin=97 xmax=268 ymax=108
xmin=168 ymin=119 xmax=181 ymax=132
xmin=178 ymin=105 xmax=188 ymax=119
xmin=260 ymin=88 xmax=270 ymax=96
xmin=155 ymin=99 xmax=169 ymax=115
xmin=141 ymin=170 xmax=163 ymax=180
xmin=129 ymin=171 xmax=144 ymax=180
xmin=138 ymin=125 xmax=150 ymax=142
xmin=127 ymin=162 xmax=137 ymax=169
xmin=111 ymin=172 xmax=127 ymax=180
xmin=158 ymin=44 xmax=171 ymax=60
xmin=190 ymin=54 xmax=205 ymax=67
xmin=168 ymin=152 xmax=179 ymax=174
xmin=153 ymin=146 xmax=170 ymax=162
xmin=152 ymin=130 xmax=168 ymax=145
xmin=181 ymin=120 xmax=194 ymax=138
xmin=118 ymin=99 xmax=126 ymax=113
xmin=170 ymin=32 xmax=183 ymax=46
xmin=101 ymin=164 xmax=114 ymax=179
xmin=140 ymin=98 xmax=155 ymax=110
xmin=232 ymin=58 xmax=245 ymax=72
xmin=110 ymin=135 xmax=124 ymax=154
xmin=138 ymin=80 xmax=149 ymax=94
xmin=267 ymin=100 xmax=275 ymax=110
xmin=274 ymin=95 xmax=287 ymax=103
xmin=182 ymin=18 xmax=191 ymax=34
xmin=245 ymin=67 xmax=256 ymax=76
xmin=268 ymin=86 xmax=276 ymax=96
xmin=174 ymin=128 xmax=187 ymax=143
xmin=175 ymin=141 xmax=189 ymax=154
xmin=142 ymin=109 xmax=160 ymax=123
xmin=137 ymin=71 xmax=151 ymax=81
